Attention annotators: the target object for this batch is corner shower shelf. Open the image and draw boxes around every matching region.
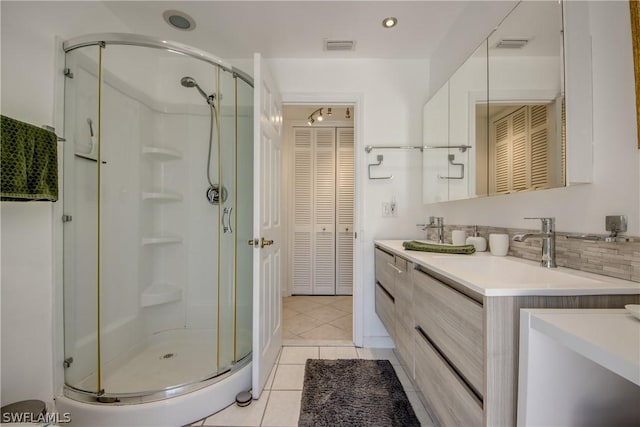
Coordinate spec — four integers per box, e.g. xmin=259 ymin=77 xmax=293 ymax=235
xmin=142 ymin=192 xmax=183 ymax=201
xmin=141 ymin=283 xmax=182 ymax=307
xmin=141 ymin=235 xmax=183 ymax=246
xmin=142 ymin=145 xmax=182 ymax=161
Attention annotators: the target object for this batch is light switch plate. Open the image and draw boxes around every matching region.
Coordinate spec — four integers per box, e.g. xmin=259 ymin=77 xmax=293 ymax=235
xmin=382 ymin=202 xmax=391 ymax=217
xmin=605 ymin=215 xmax=627 ymax=233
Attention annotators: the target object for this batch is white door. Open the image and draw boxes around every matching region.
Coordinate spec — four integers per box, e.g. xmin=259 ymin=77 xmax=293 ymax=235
xmin=252 ymin=53 xmax=283 ymax=399
xmin=313 ymin=128 xmax=337 ymax=295
xmin=292 ymin=128 xmax=313 ymax=294
xmin=336 ymin=128 xmax=354 ymax=295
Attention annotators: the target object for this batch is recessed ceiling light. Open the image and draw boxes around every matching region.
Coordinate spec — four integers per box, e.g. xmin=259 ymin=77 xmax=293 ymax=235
xmin=382 ymin=17 xmax=398 ymax=28
xmin=163 ymin=10 xmax=196 ymax=31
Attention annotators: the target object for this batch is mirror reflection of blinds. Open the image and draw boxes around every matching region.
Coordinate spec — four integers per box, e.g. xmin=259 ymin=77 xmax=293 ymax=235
xmin=491 ymin=104 xmax=551 ymax=194
xmin=530 ymin=105 xmax=550 ymax=188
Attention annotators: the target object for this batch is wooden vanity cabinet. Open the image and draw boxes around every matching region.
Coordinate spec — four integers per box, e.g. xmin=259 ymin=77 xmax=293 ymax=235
xmin=374 ymin=248 xmax=396 ymax=337
xmin=413 ymin=267 xmax=483 ymax=395
xmin=393 ymin=256 xmax=414 ymax=372
xmin=414 ymin=324 xmax=483 ymax=426
xmin=413 ymin=265 xmax=484 ymax=427
xmin=373 ymin=244 xmax=640 ymax=427
xmin=374 ymin=247 xmax=414 ymax=369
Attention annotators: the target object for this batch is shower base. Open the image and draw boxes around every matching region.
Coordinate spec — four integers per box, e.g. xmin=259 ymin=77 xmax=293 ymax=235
xmin=76 ymin=328 xmax=222 ymax=394
xmin=56 ymin=360 xmax=251 ymax=427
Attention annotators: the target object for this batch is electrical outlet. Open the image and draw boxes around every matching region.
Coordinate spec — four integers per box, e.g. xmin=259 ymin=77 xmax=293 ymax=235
xmin=382 ymin=202 xmax=391 ymax=217
xmin=390 ymin=198 xmax=397 ymax=217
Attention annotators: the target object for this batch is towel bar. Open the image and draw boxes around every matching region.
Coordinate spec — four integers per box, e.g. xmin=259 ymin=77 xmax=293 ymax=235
xmin=41 ymin=124 xmax=66 ymax=142
xmin=438 ymin=154 xmax=464 ymax=180
xmin=368 ymin=154 xmax=393 ymax=180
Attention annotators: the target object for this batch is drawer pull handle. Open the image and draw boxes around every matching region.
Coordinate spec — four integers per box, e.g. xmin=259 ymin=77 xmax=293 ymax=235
xmin=376 ymin=281 xmax=395 ymax=302
xmin=386 ymin=262 xmax=403 ymax=275
xmin=415 ymin=325 xmax=483 ymax=404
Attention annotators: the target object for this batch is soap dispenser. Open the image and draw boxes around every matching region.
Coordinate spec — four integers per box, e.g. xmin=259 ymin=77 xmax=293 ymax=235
xmin=466 ymin=225 xmax=487 ymax=252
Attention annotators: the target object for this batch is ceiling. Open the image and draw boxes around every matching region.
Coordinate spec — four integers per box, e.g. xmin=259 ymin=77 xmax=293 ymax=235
xmin=102 ymin=1 xmax=470 ymax=59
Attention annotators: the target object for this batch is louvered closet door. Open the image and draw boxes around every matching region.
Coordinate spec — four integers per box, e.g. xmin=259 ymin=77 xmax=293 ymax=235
xmin=529 ymin=104 xmax=550 ymax=190
xmin=493 ymin=117 xmax=510 ymax=194
xmin=511 ymin=107 xmax=529 ymax=192
xmin=336 ymin=128 xmax=354 ymax=295
xmin=491 ymin=105 xmax=552 ymax=194
xmin=292 ymin=128 xmax=313 ymax=294
xmin=313 ymin=128 xmax=337 ymax=295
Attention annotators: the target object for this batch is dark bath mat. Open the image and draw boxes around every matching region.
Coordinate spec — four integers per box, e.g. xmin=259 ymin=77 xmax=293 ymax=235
xmin=299 ymin=359 xmax=420 ymax=427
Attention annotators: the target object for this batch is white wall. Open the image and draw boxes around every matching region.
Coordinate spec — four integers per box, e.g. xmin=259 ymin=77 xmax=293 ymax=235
xmin=268 ymin=58 xmax=430 ymax=344
xmin=1 ymin=204 xmax=55 ymax=404
xmin=424 ymin=1 xmax=639 ymax=236
xmin=0 ymin=0 xmax=130 ymax=406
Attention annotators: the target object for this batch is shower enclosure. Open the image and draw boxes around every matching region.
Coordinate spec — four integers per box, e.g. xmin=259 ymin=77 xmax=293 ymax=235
xmin=60 ymin=34 xmax=254 ymax=410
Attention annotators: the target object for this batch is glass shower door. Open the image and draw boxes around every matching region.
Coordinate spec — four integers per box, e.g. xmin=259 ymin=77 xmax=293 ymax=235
xmin=62 ymin=36 xmax=254 ymax=400
xmin=218 ymin=73 xmax=254 ymax=368
xmin=218 ymin=70 xmax=235 ymax=370
xmin=235 ymin=77 xmax=254 ymax=361
xmin=62 ymin=45 xmax=102 ymax=394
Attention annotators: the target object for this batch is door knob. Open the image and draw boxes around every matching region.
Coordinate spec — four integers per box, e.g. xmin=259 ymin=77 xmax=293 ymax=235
xmin=260 ymin=237 xmax=274 ymax=248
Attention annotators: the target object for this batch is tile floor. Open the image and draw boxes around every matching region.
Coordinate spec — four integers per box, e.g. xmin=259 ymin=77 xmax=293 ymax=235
xmin=283 ymin=295 xmax=353 ymax=344
xmin=190 ymin=346 xmax=435 ymax=427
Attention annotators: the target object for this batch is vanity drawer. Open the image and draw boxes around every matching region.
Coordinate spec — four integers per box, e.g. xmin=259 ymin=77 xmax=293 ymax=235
xmin=394 ymin=260 xmax=414 ymax=373
xmin=414 ymin=326 xmax=483 ymax=427
xmin=375 ymin=282 xmax=395 ymax=336
xmin=394 ymin=256 xmax=408 ymax=272
xmin=414 ymin=268 xmax=484 ymax=396
xmin=375 ymin=248 xmax=397 ymax=296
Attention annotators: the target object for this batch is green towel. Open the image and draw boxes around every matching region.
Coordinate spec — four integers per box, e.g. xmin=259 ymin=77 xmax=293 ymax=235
xmin=402 ymin=240 xmax=476 ymax=255
xmin=1 ymin=115 xmax=58 ymax=201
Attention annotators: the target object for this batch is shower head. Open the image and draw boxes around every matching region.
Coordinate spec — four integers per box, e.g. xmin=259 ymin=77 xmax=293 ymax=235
xmin=180 ymin=76 xmax=197 ymax=88
xmin=180 ymin=76 xmax=215 ymax=106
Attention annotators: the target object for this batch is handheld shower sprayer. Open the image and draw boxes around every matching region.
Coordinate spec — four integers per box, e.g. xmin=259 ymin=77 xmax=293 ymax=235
xmin=180 ymin=76 xmax=216 ymax=107
xmin=180 ymin=76 xmax=227 ymax=207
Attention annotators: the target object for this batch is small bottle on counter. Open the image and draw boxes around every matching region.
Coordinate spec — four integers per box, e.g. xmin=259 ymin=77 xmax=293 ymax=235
xmin=466 ymin=225 xmax=487 ymax=252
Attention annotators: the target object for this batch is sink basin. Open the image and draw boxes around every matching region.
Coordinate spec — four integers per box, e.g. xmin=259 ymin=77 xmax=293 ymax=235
xmin=427 ymin=255 xmax=605 ymax=288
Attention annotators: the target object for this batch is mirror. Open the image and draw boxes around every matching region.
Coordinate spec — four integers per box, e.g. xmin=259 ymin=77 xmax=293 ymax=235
xmin=423 ymin=0 xmax=565 ymax=203
xmin=486 ymin=0 xmax=565 ymax=195
xmin=422 ymin=41 xmax=487 ymax=204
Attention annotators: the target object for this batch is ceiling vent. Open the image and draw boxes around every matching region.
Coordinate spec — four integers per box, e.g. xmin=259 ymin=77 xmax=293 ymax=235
xmin=324 ymin=40 xmax=356 ymax=51
xmin=495 ymin=38 xmax=530 ymax=49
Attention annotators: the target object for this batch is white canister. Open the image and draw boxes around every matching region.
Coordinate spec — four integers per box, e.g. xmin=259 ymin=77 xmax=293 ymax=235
xmin=466 ymin=235 xmax=487 ymax=252
xmin=489 ymin=233 xmax=510 ymax=256
xmin=452 ymin=230 xmax=467 ymax=246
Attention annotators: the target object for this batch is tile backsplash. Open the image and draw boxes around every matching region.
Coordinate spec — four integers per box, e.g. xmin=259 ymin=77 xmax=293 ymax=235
xmin=424 ymin=225 xmax=640 ymax=283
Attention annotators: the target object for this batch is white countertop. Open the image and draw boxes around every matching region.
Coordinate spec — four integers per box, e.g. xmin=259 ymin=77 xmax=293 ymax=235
xmin=524 ymin=308 xmax=640 ymax=385
xmin=375 ymin=240 xmax=640 ymax=297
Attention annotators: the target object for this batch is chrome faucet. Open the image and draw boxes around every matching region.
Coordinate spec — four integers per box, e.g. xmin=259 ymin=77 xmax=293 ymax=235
xmin=417 ymin=216 xmax=445 ymax=243
xmin=513 ymin=217 xmax=556 ymax=268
